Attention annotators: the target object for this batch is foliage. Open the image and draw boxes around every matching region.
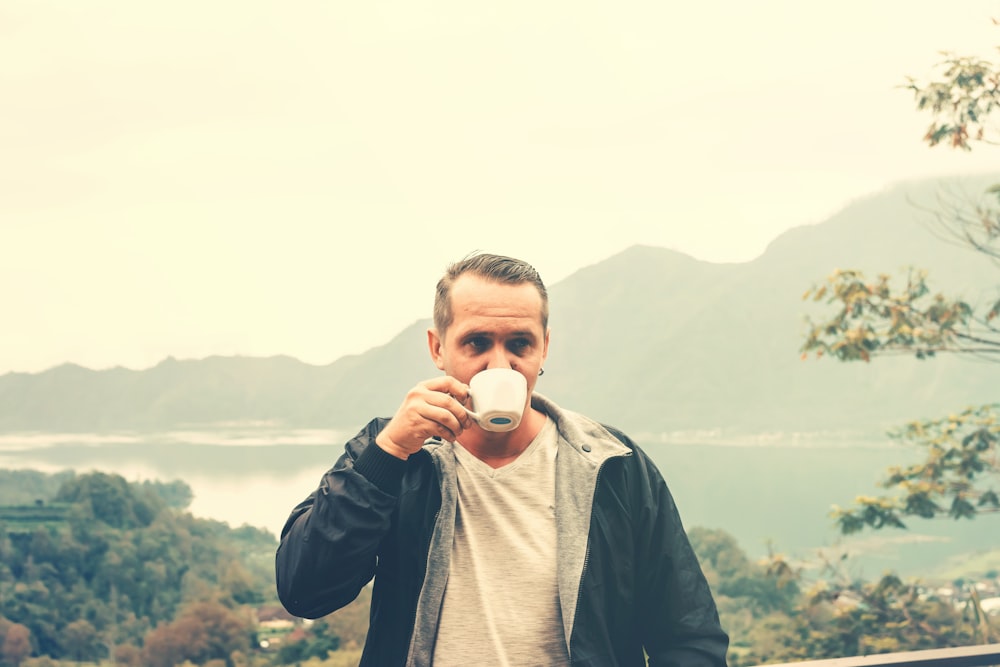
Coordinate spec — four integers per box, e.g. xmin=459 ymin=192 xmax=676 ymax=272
xmin=689 ymin=528 xmax=799 ymax=618
xmin=802 ymin=25 xmax=1000 ymax=534
xmin=0 ymin=472 xmax=74 ymax=507
xmin=267 ymin=599 xmax=375 ymax=664
xmin=906 ymin=50 xmax=1000 ymax=150
xmin=832 ymin=404 xmax=1000 ymax=532
xmin=113 ymin=642 xmax=144 ymax=667
xmin=729 ymin=551 xmax=994 ymax=667
xmin=0 ymin=470 xmax=278 ymax=664
xmin=687 ymin=528 xmax=996 ymax=666
xmin=801 ymin=573 xmax=977 ymax=654
xmin=61 ymin=619 xmax=100 ymax=663
xmin=802 ymin=267 xmax=998 ymax=362
xmin=2 ymin=623 xmax=32 ymax=667
xmin=688 ymin=528 xmax=799 ymax=665
xmin=138 ymin=479 xmax=195 ymax=511
xmin=802 ymin=35 xmax=1000 ymax=363
xmin=54 ymin=471 xmax=163 ymax=530
xmin=319 ymin=586 xmax=372 ymax=651
xmin=2 ymin=470 xmax=992 ymax=666
xmin=275 ymin=621 xmax=340 ymax=664
xmin=268 ymin=652 xmax=364 ymax=667
xmin=781 ymin=38 xmax=1000 ymax=642
xmin=141 ymin=600 xmax=254 ymax=667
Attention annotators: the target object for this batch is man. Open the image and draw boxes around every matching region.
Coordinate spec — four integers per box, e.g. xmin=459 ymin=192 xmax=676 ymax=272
xmin=275 ymin=253 xmax=729 ymax=666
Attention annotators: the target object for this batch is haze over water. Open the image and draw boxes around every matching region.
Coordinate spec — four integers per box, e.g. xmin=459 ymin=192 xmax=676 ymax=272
xmin=2 ymin=427 xmax=992 ymax=580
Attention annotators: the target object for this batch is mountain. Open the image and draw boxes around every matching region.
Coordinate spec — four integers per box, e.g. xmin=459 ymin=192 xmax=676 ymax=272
xmin=2 ymin=174 xmax=998 ymax=436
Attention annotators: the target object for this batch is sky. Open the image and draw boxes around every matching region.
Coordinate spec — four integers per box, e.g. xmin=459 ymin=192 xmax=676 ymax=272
xmin=3 ymin=1 xmax=1000 ymax=376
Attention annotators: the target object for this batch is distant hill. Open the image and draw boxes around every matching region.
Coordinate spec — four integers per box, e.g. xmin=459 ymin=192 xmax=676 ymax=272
xmin=2 ymin=174 xmax=998 ymax=436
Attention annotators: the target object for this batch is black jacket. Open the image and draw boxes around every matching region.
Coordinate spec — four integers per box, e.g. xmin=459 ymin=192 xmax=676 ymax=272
xmin=276 ymin=395 xmax=728 ymax=666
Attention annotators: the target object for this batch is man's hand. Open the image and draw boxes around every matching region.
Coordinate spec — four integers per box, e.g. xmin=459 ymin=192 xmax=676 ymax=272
xmin=376 ymin=376 xmax=472 ymax=459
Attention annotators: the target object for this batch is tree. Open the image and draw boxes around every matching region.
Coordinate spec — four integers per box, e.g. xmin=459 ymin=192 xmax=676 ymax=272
xmin=55 ymin=472 xmax=163 ymax=530
xmin=140 ymin=624 xmax=187 ymax=667
xmin=907 ymin=49 xmax=1000 ymax=151
xmin=219 ymin=561 xmax=262 ymax=606
xmin=1 ymin=468 xmax=277 ymax=664
xmin=141 ymin=600 xmax=252 ymax=667
xmin=832 ymin=405 xmax=999 ymax=532
xmin=803 ymin=34 xmax=1000 ymax=364
xmin=321 ymin=585 xmax=372 ymax=651
xmin=802 ymin=26 xmax=1000 ymax=531
xmin=112 ymin=643 xmax=144 ymax=667
xmin=137 ymin=480 xmax=193 ymax=512
xmin=275 ymin=622 xmax=341 ymax=664
xmin=2 ymin=623 xmax=32 ymax=667
xmin=61 ymin=619 xmax=102 ymax=664
xmin=798 ymin=573 xmax=977 ymax=656
xmin=802 ymin=266 xmax=998 ymax=362
xmin=685 ymin=528 xmax=804 ymax=665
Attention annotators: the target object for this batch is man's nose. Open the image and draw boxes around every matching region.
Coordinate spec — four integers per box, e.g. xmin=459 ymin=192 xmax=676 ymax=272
xmin=485 ymin=348 xmax=513 ymax=370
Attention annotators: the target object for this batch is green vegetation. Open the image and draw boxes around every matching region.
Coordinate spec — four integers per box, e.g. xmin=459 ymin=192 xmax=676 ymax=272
xmin=777 ymin=23 xmax=1000 ymax=664
xmin=801 ymin=25 xmax=1000 ymax=534
xmin=0 ymin=471 xmax=74 ymax=507
xmin=0 ymin=469 xmax=275 ymax=666
xmin=690 ymin=527 xmax=994 ymax=666
xmin=0 ymin=469 xmax=381 ymax=667
xmin=1 ymin=467 xmax=995 ymax=666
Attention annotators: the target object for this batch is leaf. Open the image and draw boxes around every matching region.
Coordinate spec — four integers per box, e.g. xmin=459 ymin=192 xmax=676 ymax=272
xmin=978 ymin=490 xmax=999 ymax=508
xmin=949 ymin=495 xmax=976 ymax=520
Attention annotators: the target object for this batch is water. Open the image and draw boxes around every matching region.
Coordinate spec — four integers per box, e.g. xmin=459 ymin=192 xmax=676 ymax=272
xmin=1 ymin=428 xmax=995 ymax=580
xmin=0 ymin=428 xmax=345 ymax=541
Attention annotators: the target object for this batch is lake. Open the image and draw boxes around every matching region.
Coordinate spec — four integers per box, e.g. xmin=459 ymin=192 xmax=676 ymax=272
xmin=1 ymin=426 xmax=994 ymax=580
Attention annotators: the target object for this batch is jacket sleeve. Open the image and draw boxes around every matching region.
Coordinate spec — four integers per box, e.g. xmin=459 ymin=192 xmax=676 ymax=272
xmin=628 ymin=441 xmax=730 ymax=667
xmin=275 ymin=418 xmax=406 ymax=619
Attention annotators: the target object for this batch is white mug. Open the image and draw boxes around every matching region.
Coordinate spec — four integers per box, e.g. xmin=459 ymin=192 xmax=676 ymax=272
xmin=466 ymin=368 xmax=528 ymax=432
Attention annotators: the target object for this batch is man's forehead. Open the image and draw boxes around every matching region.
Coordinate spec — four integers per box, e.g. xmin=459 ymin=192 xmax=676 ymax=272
xmin=450 ymin=281 xmax=542 ymax=315
xmin=446 ymin=276 xmax=546 ymax=332
xmin=450 ymin=274 xmax=543 ymax=302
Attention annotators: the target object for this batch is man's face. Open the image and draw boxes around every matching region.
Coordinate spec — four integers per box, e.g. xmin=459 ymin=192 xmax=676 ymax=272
xmin=428 ymin=274 xmax=549 ymax=395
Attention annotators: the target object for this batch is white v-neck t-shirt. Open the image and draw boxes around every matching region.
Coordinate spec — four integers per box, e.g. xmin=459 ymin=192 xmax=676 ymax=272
xmin=432 ymin=418 xmax=571 ymax=667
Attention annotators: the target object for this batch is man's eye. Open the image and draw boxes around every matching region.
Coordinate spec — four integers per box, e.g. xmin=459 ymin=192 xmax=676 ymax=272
xmin=509 ymin=339 xmax=530 ymax=353
xmin=468 ymin=338 xmax=489 ymax=351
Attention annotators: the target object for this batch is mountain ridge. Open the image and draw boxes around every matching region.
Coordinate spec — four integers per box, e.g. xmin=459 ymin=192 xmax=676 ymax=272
xmin=4 ymin=174 xmax=999 ymax=435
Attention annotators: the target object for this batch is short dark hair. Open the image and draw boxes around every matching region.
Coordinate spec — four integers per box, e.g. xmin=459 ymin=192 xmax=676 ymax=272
xmin=433 ymin=253 xmax=549 ymax=334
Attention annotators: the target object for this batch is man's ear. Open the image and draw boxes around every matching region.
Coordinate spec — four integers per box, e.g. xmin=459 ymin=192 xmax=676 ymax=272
xmin=427 ymin=328 xmax=446 ymax=371
xmin=542 ymin=328 xmax=551 ymax=365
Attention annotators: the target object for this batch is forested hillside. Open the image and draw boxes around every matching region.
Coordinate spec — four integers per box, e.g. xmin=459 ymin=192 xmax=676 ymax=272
xmin=2 ymin=469 xmax=995 ymax=666
xmin=0 ymin=470 xmax=279 ymax=665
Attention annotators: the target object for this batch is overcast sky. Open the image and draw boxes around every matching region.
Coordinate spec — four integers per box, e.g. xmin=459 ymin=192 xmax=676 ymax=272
xmin=3 ymin=1 xmax=999 ymax=375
